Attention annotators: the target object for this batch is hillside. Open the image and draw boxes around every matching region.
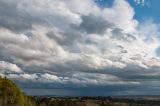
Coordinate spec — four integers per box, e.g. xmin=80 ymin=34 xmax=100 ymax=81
xmin=0 ymin=76 xmax=35 ymax=106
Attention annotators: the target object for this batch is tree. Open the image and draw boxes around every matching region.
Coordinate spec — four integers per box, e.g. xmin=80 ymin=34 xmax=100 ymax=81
xmin=0 ymin=76 xmax=36 ymax=106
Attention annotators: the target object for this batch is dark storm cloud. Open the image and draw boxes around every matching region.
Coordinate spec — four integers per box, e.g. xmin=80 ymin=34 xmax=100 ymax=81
xmin=80 ymin=14 xmax=114 ymax=34
xmin=0 ymin=0 xmax=33 ymax=32
xmin=55 ymin=26 xmax=83 ymax=46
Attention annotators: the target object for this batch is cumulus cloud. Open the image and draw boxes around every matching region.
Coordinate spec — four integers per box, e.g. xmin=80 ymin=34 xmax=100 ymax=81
xmin=7 ymin=72 xmax=140 ymax=87
xmin=0 ymin=61 xmax=22 ymax=73
xmin=134 ymin=0 xmax=149 ymax=6
xmin=0 ymin=0 xmax=160 ymax=95
xmin=79 ymin=14 xmax=114 ymax=34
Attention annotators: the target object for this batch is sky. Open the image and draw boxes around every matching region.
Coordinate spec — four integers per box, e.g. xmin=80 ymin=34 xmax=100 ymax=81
xmin=1 ymin=0 xmax=160 ymax=96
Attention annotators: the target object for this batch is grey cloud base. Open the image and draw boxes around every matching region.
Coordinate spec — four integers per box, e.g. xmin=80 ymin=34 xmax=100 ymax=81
xmin=0 ymin=0 xmax=160 ymax=96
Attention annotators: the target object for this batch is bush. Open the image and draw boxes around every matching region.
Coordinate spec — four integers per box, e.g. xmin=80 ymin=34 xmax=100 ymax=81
xmin=0 ymin=76 xmax=36 ymax=106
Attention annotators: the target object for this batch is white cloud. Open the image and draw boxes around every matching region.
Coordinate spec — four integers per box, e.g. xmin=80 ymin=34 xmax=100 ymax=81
xmin=0 ymin=0 xmax=159 ymax=94
xmin=0 ymin=61 xmax=22 ymax=73
xmin=134 ymin=0 xmax=149 ymax=6
xmin=0 ymin=0 xmax=158 ymax=72
xmin=103 ymin=0 xmax=138 ymax=33
xmin=40 ymin=73 xmax=60 ymax=82
xmin=6 ymin=72 xmax=140 ymax=87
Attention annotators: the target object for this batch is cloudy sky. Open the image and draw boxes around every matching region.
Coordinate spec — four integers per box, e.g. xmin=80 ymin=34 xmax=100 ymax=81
xmin=1 ymin=0 xmax=160 ymax=96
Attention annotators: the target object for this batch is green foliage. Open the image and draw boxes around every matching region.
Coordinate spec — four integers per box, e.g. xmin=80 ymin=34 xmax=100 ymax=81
xmin=0 ymin=76 xmax=36 ymax=106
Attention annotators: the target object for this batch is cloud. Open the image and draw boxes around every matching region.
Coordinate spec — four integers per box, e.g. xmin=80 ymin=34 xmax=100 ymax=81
xmin=0 ymin=61 xmax=22 ymax=73
xmin=103 ymin=0 xmax=138 ymax=33
xmin=7 ymin=72 xmax=140 ymax=87
xmin=134 ymin=0 xmax=149 ymax=6
xmin=0 ymin=0 xmax=160 ymax=95
xmin=79 ymin=14 xmax=114 ymax=34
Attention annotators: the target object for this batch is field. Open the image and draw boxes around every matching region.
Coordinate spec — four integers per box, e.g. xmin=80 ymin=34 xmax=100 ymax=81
xmin=34 ymin=96 xmax=160 ymax=106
